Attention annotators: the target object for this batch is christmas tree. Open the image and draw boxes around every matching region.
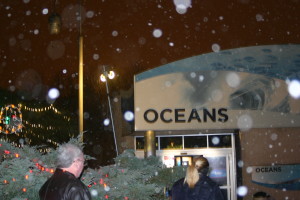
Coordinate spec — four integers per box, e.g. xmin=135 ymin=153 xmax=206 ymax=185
xmin=0 ymin=137 xmax=185 ymax=200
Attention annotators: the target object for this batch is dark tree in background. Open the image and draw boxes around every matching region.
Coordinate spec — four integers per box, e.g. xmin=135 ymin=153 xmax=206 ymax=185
xmin=0 ymin=89 xmax=78 ymax=149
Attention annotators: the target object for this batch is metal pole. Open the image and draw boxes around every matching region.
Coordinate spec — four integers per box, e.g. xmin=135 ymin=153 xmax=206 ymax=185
xmin=79 ymin=36 xmax=84 ymax=142
xmin=78 ymin=1 xmax=84 ymax=142
xmin=103 ymin=66 xmax=119 ymax=156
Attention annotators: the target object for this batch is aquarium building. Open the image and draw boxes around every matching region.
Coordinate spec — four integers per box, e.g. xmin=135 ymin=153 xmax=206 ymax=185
xmin=133 ymin=44 xmax=300 ymax=200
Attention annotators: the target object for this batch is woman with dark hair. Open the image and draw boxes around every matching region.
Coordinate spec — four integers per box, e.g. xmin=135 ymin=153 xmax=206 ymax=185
xmin=170 ymin=156 xmax=224 ymax=200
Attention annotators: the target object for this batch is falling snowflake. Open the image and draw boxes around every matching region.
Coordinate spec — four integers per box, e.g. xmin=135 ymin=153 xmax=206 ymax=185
xmin=212 ymin=43 xmax=221 ymax=52
xmin=153 ymin=29 xmax=163 ymax=38
xmin=237 ymin=186 xmax=248 ymax=197
xmin=48 ymin=88 xmax=60 ymax=100
xmin=287 ymin=79 xmax=300 ymax=99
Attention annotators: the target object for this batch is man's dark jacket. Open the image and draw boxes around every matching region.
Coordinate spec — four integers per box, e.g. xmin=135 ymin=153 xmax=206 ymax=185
xmin=170 ymin=174 xmax=225 ymax=200
xmin=39 ymin=168 xmax=91 ymax=200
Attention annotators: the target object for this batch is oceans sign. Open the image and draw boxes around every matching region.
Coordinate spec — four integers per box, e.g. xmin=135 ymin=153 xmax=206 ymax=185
xmin=251 ymin=165 xmax=300 ymax=190
xmin=134 ymin=45 xmax=300 ymax=131
xmin=143 ymin=108 xmax=228 ymax=123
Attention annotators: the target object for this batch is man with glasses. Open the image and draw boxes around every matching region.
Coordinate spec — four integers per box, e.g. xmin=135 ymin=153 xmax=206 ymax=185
xmin=39 ymin=143 xmax=91 ymax=200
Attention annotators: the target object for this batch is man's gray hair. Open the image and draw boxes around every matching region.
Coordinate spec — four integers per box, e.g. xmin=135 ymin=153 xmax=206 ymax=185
xmin=56 ymin=143 xmax=83 ymax=168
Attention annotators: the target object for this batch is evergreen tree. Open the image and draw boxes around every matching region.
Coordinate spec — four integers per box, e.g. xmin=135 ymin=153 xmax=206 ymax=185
xmin=0 ymin=138 xmax=185 ymax=200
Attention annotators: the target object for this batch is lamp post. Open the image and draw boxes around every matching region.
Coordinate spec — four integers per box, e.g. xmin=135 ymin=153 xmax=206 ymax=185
xmin=100 ymin=66 xmax=119 ymax=156
xmin=78 ymin=2 xmax=84 ymax=142
xmin=48 ymin=0 xmax=61 ymax=35
xmin=48 ymin=0 xmax=84 ymax=141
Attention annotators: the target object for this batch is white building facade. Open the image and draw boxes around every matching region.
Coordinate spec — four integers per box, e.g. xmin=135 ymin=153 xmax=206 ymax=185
xmin=133 ymin=45 xmax=300 ymax=200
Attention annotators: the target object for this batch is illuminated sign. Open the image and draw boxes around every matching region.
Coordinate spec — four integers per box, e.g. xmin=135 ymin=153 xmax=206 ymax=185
xmin=134 ymin=45 xmax=300 ymax=131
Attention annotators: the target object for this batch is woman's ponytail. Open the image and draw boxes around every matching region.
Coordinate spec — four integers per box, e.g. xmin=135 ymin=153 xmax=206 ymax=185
xmin=184 ymin=165 xmax=199 ymax=188
xmin=184 ymin=156 xmax=210 ymax=188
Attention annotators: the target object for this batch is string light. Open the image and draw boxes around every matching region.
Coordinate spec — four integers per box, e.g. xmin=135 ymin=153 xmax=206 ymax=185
xmin=100 ymin=178 xmax=104 ymax=184
xmin=23 ymin=104 xmax=61 ymax=114
xmin=0 ymin=103 xmax=71 ymax=148
xmin=23 ymin=104 xmax=72 ymax=125
xmin=2 ymin=103 xmax=73 ymax=147
xmin=0 ymin=104 xmax=22 ymax=134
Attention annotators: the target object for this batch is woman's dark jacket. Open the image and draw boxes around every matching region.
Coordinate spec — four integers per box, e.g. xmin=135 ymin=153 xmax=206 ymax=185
xmin=39 ymin=168 xmax=91 ymax=200
xmin=170 ymin=174 xmax=225 ymax=200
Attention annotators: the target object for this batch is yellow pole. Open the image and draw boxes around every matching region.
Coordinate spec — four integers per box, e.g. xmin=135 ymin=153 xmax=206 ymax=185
xmin=79 ymin=35 xmax=84 ymax=141
xmin=144 ymin=130 xmax=156 ymax=158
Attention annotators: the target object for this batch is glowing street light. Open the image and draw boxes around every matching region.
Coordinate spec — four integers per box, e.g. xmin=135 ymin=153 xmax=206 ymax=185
xmin=100 ymin=71 xmax=115 ymax=82
xmin=100 ymin=66 xmax=119 ymax=156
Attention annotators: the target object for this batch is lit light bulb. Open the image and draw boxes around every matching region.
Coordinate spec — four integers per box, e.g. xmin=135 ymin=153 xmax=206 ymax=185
xmin=100 ymin=70 xmax=115 ymax=82
xmin=100 ymin=74 xmax=106 ymax=82
xmin=107 ymin=71 xmax=115 ymax=79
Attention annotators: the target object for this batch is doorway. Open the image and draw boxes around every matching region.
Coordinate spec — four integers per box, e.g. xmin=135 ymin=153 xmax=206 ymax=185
xmin=135 ymin=133 xmax=237 ymax=200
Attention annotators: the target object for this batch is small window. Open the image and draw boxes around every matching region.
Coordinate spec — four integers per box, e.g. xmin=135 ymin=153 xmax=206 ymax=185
xmin=184 ymin=136 xmax=207 ymax=149
xmin=160 ymin=137 xmax=183 ymax=150
xmin=208 ymin=135 xmax=231 ymax=148
xmin=135 ymin=137 xmax=158 ymax=150
xmin=136 ymin=137 xmax=144 ymax=150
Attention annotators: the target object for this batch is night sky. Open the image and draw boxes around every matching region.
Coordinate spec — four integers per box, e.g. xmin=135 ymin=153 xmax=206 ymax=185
xmin=1 ymin=0 xmax=300 ymax=165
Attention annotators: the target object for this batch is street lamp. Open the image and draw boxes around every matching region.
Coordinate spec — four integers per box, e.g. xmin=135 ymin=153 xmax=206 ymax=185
xmin=100 ymin=70 xmax=115 ymax=82
xmin=100 ymin=66 xmax=119 ymax=156
xmin=48 ymin=0 xmax=61 ymax=35
xmin=47 ymin=0 xmax=84 ymax=141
